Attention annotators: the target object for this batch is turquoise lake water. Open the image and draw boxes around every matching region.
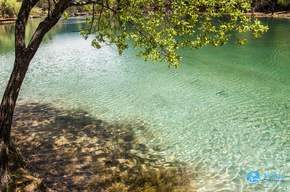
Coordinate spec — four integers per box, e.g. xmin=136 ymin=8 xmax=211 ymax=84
xmin=1 ymin=17 xmax=290 ymax=191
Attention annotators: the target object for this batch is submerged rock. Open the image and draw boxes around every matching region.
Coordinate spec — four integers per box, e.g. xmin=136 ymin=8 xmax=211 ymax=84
xmin=216 ymin=90 xmax=228 ymax=97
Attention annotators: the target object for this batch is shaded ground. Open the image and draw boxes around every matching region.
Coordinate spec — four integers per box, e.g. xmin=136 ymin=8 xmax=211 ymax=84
xmin=8 ymin=142 xmax=51 ymax=191
xmin=10 ymin=102 xmax=197 ymax=191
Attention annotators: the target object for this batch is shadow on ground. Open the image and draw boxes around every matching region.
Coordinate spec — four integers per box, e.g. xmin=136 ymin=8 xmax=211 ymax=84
xmin=8 ymin=141 xmax=50 ymax=191
xmin=11 ymin=102 xmax=197 ymax=191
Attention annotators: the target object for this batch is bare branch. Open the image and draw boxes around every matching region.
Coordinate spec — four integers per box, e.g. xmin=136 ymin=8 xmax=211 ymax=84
xmin=88 ymin=2 xmax=95 ymax=34
xmin=15 ymin=0 xmax=39 ymax=52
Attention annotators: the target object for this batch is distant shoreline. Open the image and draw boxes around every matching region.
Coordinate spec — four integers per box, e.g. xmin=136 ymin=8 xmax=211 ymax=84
xmin=1 ymin=11 xmax=290 ymax=24
xmin=244 ymin=11 xmax=290 ymax=19
xmin=0 ymin=16 xmax=42 ymax=24
xmin=0 ymin=18 xmax=17 ymax=24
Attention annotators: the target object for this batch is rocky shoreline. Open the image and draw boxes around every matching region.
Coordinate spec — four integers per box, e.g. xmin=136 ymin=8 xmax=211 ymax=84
xmin=244 ymin=11 xmax=290 ymax=19
xmin=10 ymin=102 xmax=197 ymax=191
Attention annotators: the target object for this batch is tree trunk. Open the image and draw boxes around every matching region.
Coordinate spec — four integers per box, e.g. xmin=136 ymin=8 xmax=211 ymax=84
xmin=0 ymin=55 xmax=31 ymax=191
xmin=0 ymin=0 xmax=71 ymax=189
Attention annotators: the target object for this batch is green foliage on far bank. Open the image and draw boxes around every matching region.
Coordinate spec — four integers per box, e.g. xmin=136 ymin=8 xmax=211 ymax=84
xmin=0 ymin=0 xmax=21 ymax=17
xmin=1 ymin=0 xmax=289 ymax=20
xmin=277 ymin=0 xmax=290 ymax=6
xmin=246 ymin=0 xmax=290 ymax=13
xmin=0 ymin=0 xmax=42 ymax=18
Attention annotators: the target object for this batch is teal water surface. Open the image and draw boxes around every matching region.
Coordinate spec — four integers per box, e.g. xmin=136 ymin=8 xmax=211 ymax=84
xmin=1 ymin=17 xmax=290 ymax=191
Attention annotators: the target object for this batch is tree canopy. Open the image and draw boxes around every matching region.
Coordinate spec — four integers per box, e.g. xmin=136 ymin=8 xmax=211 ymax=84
xmin=74 ymin=0 xmax=268 ymax=67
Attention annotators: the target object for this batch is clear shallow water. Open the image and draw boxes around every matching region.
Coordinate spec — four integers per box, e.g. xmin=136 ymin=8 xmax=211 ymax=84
xmin=1 ymin=17 xmax=290 ymax=191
